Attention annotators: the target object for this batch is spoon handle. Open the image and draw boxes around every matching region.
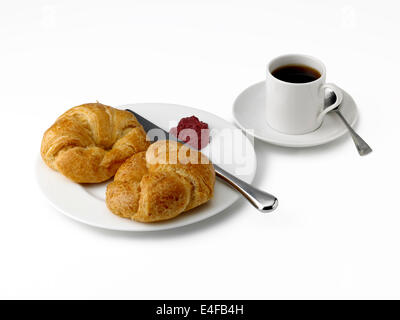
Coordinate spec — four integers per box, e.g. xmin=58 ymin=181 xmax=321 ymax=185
xmin=214 ymin=165 xmax=278 ymax=212
xmin=336 ymin=111 xmax=373 ymax=156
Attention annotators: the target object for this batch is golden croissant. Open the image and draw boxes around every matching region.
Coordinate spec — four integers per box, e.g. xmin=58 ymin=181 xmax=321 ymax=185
xmin=106 ymin=140 xmax=215 ymax=222
xmin=41 ymin=102 xmax=150 ymax=183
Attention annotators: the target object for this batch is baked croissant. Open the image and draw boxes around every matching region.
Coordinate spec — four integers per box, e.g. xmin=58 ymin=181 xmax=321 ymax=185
xmin=106 ymin=140 xmax=215 ymax=222
xmin=41 ymin=102 xmax=150 ymax=183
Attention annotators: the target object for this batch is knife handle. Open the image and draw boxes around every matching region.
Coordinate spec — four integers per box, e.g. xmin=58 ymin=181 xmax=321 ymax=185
xmin=214 ymin=165 xmax=278 ymax=213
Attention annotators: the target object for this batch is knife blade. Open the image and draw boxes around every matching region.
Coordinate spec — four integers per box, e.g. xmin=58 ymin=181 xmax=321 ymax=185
xmin=126 ymin=108 xmax=278 ymax=212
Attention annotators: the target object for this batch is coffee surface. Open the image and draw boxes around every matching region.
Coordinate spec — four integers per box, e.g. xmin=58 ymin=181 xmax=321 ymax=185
xmin=271 ymin=64 xmax=321 ymax=83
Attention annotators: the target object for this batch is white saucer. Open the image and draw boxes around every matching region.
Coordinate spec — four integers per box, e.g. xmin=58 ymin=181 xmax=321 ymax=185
xmin=233 ymin=81 xmax=358 ymax=147
xmin=36 ymin=103 xmax=257 ymax=232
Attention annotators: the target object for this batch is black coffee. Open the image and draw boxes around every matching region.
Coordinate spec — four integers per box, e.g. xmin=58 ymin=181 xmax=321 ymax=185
xmin=271 ymin=64 xmax=321 ymax=83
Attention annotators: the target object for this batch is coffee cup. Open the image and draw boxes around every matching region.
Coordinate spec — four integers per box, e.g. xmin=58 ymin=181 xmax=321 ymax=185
xmin=265 ymin=54 xmax=343 ymax=135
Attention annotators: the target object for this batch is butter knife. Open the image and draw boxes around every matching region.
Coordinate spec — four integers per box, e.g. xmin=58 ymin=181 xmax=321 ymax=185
xmin=126 ymin=109 xmax=278 ymax=212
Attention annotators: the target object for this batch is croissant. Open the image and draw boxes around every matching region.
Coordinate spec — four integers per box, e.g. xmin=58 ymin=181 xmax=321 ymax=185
xmin=106 ymin=140 xmax=215 ymax=222
xmin=41 ymin=102 xmax=150 ymax=183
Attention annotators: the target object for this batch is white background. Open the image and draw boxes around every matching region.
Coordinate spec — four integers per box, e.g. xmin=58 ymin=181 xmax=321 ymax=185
xmin=0 ymin=0 xmax=398 ymax=299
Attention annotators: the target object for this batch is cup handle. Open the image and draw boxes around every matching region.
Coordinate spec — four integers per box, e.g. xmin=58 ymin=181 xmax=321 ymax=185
xmin=317 ymin=83 xmax=343 ymax=123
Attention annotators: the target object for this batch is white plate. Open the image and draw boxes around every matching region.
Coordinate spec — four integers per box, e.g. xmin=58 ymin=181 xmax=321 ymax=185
xmin=36 ymin=103 xmax=257 ymax=231
xmin=233 ymin=81 xmax=358 ymax=147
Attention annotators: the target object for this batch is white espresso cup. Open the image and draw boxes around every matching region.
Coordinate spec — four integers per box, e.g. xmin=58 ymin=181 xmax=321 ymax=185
xmin=265 ymin=54 xmax=343 ymax=135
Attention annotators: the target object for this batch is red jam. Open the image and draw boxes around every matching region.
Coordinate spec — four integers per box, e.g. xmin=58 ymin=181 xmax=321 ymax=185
xmin=170 ymin=116 xmax=210 ymax=150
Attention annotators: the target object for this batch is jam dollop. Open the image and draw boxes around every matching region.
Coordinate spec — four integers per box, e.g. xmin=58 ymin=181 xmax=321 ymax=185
xmin=170 ymin=116 xmax=210 ymax=150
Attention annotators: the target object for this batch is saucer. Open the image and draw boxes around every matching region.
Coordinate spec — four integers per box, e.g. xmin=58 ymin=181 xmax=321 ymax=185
xmin=232 ymin=81 xmax=358 ymax=147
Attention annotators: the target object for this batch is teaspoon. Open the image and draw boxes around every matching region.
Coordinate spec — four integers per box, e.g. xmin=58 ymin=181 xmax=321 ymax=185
xmin=324 ymin=91 xmax=372 ymax=156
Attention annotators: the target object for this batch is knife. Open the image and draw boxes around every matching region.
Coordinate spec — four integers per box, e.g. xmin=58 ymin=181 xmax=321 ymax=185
xmin=126 ymin=109 xmax=278 ymax=212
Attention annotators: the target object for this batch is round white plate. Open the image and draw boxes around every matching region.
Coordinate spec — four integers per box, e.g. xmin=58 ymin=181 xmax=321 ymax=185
xmin=36 ymin=103 xmax=257 ymax=231
xmin=233 ymin=81 xmax=358 ymax=147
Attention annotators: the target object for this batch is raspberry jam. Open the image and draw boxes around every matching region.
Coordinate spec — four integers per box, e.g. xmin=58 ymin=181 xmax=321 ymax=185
xmin=170 ymin=116 xmax=210 ymax=150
